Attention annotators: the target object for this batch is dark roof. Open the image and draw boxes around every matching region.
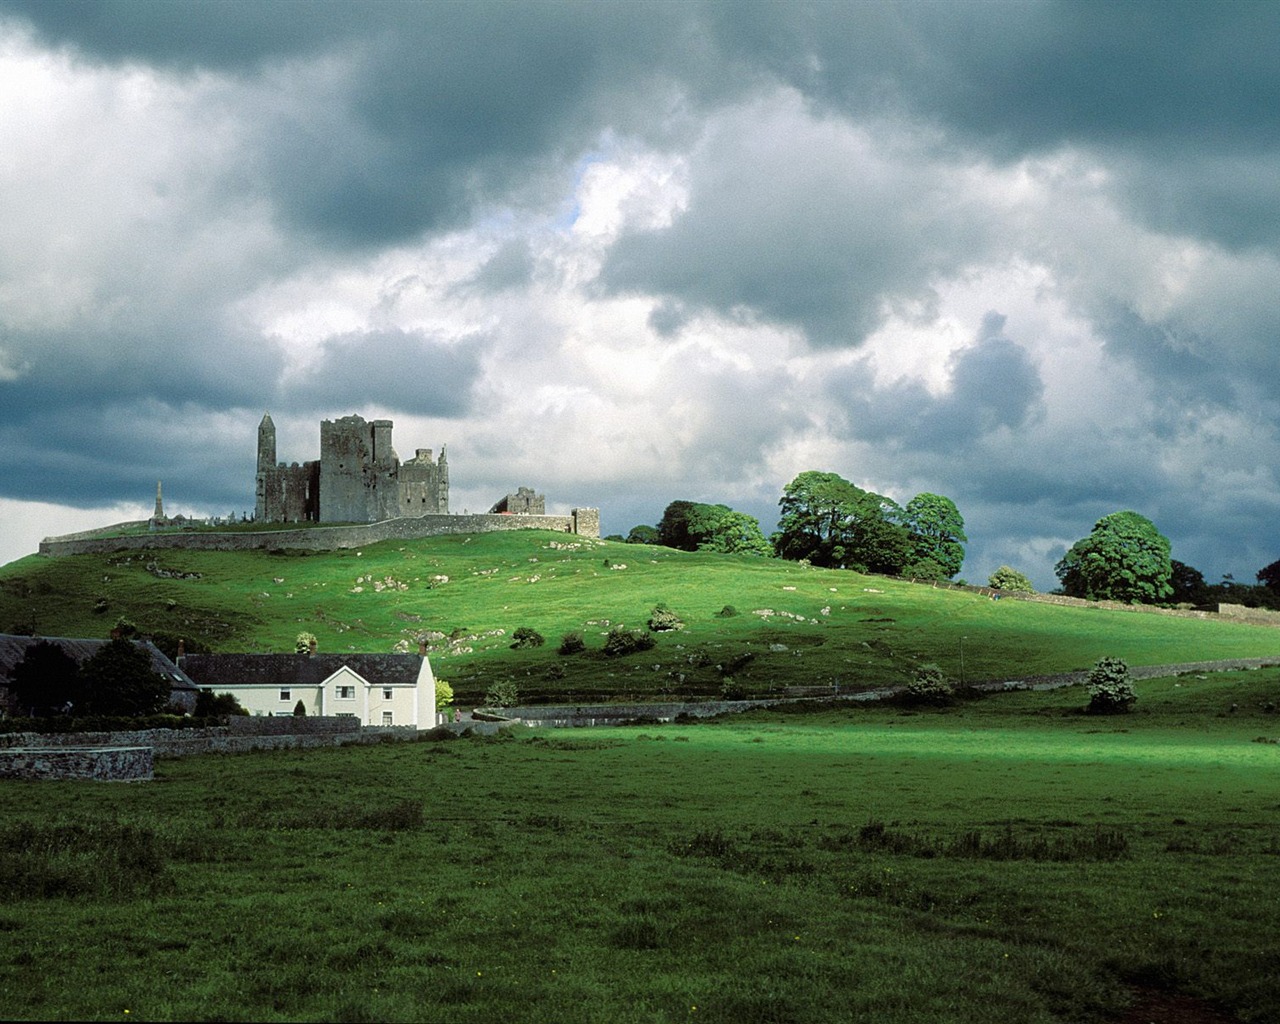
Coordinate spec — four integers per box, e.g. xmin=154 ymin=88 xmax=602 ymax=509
xmin=179 ymin=653 xmax=425 ymax=688
xmin=0 ymin=635 xmax=199 ymax=691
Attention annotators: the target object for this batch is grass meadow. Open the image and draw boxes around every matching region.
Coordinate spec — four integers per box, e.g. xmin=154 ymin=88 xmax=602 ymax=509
xmin=3 ymin=669 xmax=1279 ymax=1022
xmin=4 ymin=530 xmax=1280 ymax=704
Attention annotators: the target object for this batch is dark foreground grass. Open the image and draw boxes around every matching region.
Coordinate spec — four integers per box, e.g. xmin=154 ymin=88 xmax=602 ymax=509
xmin=2 ymin=671 xmax=1279 ymax=1022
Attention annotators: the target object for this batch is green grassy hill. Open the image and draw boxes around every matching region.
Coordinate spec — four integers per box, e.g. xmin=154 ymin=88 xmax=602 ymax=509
xmin=3 ymin=530 xmax=1277 ymax=702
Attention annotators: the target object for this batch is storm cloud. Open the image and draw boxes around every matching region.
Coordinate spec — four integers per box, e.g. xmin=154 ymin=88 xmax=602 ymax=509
xmin=1 ymin=1 xmax=1277 ymax=590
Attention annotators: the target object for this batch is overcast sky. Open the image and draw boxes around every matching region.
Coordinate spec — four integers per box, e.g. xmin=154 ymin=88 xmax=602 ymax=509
xmin=1 ymin=1 xmax=1278 ymax=589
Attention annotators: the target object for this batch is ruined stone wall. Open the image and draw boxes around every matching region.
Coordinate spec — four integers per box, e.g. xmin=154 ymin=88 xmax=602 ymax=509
xmin=40 ymin=510 xmax=601 ymax=557
xmin=257 ymin=461 xmax=319 ymax=523
xmin=320 ymin=415 xmax=382 ymax=522
xmin=490 ymin=487 xmax=546 ymax=515
xmin=399 ymin=449 xmax=447 ymax=515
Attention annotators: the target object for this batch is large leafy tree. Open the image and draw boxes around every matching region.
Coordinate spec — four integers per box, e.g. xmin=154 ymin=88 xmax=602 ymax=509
xmin=1258 ymin=558 xmax=1280 ymax=594
xmin=1054 ymin=511 xmax=1173 ymax=604
xmin=625 ymin=524 xmax=660 ymax=545
xmin=657 ymin=501 xmax=698 ymax=550
xmin=772 ymin=471 xmax=910 ymax=573
xmin=901 ymin=493 xmax=967 ymax=579
xmin=78 ymin=638 xmax=170 ymax=716
xmin=11 ymin=640 xmax=83 ymax=716
xmin=655 ymin=501 xmax=771 ymax=555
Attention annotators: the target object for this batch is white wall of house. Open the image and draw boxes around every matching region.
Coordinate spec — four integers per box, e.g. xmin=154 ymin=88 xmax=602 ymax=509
xmin=206 ymin=656 xmax=438 ymax=726
xmin=222 ymin=682 xmax=327 ymax=719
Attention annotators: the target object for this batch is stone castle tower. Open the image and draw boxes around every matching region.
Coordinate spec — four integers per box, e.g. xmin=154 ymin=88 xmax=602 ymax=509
xmin=255 ymin=413 xmax=448 ymax=523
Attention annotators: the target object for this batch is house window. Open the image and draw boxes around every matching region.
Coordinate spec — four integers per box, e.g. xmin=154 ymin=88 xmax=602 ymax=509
xmin=382 ymin=711 xmax=393 ymax=726
xmin=336 ymin=685 xmax=355 ymax=700
xmin=383 ymin=688 xmax=393 ymax=700
xmin=279 ymin=689 xmax=291 ymax=702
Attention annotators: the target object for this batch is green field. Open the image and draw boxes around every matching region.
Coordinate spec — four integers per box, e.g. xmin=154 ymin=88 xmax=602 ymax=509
xmin=3 ymin=672 xmax=1279 ymax=1022
xmin=3 ymin=530 xmax=1279 ymax=703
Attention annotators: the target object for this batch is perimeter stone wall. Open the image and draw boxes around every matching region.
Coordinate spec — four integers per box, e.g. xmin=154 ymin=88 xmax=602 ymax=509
xmin=39 ymin=510 xmax=601 ymax=558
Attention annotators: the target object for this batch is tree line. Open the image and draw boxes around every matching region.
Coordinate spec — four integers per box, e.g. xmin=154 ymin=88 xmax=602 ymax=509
xmin=616 ymin=470 xmax=967 ymax=581
xmin=616 ymin=471 xmax=1280 ymax=609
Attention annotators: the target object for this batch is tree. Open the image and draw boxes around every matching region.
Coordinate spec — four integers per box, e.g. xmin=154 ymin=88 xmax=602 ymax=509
xmin=657 ymin=500 xmax=698 ymax=550
xmin=988 ymin=566 xmax=1034 ymax=593
xmin=1258 ymin=558 xmax=1280 ymax=594
xmin=901 ymin=493 xmax=966 ymax=579
xmin=10 ymin=641 xmax=82 ymax=716
xmin=294 ymin=632 xmax=317 ymax=654
xmin=78 ymin=637 xmax=170 ymax=716
xmin=1054 ymin=511 xmax=1173 ymax=604
xmin=194 ymin=690 xmax=248 ymax=717
xmin=625 ymin=524 xmax=660 ymax=545
xmin=1169 ymin=560 xmax=1210 ymax=605
xmin=772 ymin=471 xmax=910 ymax=573
xmin=1086 ymin=657 xmax=1136 ymax=714
xmin=656 ymin=501 xmax=771 ymax=555
xmin=434 ymin=679 xmax=454 ymax=713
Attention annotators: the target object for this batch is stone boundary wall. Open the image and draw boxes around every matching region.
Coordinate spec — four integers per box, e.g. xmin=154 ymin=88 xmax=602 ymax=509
xmin=39 ymin=510 xmax=601 ymax=558
xmin=0 ymin=718 xmax=419 ymax=760
xmin=0 ymin=745 xmax=152 ymax=781
xmin=1217 ymin=603 xmax=1280 ymax=626
xmin=480 ymin=657 xmax=1280 ymax=730
xmin=226 ymin=715 xmax=359 ymax=736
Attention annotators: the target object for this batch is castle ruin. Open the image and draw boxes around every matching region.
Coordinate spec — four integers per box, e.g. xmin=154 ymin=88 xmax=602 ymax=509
xmin=255 ymin=413 xmax=448 ymax=523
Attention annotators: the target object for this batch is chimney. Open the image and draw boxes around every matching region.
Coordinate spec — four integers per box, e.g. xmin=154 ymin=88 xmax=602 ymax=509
xmin=309 ymin=638 xmax=318 ymax=656
xmin=177 ymin=639 xmax=186 ymax=658
xmin=418 ymin=639 xmax=427 ymax=657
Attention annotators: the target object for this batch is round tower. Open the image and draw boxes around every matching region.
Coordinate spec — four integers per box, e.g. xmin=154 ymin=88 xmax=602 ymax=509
xmin=438 ymin=445 xmax=449 ymax=513
xmin=257 ymin=412 xmax=277 ymax=472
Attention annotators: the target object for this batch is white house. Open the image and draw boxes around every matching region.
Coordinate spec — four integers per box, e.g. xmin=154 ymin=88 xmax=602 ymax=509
xmin=178 ymin=648 xmax=438 ymax=727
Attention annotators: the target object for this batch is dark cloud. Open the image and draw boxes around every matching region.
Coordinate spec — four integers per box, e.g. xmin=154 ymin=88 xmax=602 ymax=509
xmin=832 ymin=314 xmax=1044 ymax=451
xmin=463 ymin=240 xmax=536 ymax=294
xmin=647 ymin=299 xmax=690 ymax=338
xmin=280 ymin=329 xmax=485 ymax=417
xmin=602 ymin=100 xmax=991 ymax=346
xmin=0 ymin=400 xmax=251 ymax=511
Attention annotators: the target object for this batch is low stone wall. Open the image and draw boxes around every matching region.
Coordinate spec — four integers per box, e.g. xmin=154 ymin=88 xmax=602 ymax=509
xmin=39 ymin=510 xmax=601 ymax=558
xmin=0 ymin=745 xmax=153 ymax=781
xmin=486 ymin=698 xmax=791 ymax=727
xmin=1218 ymin=603 xmax=1280 ymax=626
xmin=226 ymin=715 xmax=360 ymax=736
xmin=0 ymin=717 xmax=418 ymax=761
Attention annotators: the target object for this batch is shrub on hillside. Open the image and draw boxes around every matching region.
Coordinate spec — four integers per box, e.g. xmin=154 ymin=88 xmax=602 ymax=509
xmin=485 ymin=680 xmax=520 ymax=708
xmin=510 ymin=627 xmax=545 ymax=650
xmin=720 ymin=678 xmax=748 ymax=701
xmin=904 ymin=663 xmax=955 ymax=706
xmin=558 ymin=631 xmax=586 ymax=655
xmin=603 ymin=626 xmax=656 ymax=658
xmin=648 ymin=605 xmax=683 ymax=632
xmin=716 ymin=605 xmax=739 ymax=618
xmin=989 ymin=566 xmax=1035 ymax=593
xmin=1087 ymin=657 xmax=1135 ymax=714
